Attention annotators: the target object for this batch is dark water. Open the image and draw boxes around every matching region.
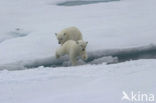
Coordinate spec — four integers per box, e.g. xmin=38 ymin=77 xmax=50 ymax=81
xmin=24 ymin=45 xmax=156 ymax=69
xmin=87 ymin=45 xmax=156 ymax=64
xmin=112 ymin=48 xmax=156 ymax=63
xmin=1 ymin=45 xmax=156 ymax=70
xmin=57 ymin=0 xmax=120 ymax=6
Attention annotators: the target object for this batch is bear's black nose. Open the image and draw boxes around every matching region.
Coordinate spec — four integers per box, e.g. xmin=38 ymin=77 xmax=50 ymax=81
xmin=58 ymin=42 xmax=61 ymax=44
xmin=82 ymin=48 xmax=85 ymax=51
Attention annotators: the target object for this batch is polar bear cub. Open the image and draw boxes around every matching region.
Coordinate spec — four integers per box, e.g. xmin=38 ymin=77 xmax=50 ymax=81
xmin=56 ymin=40 xmax=88 ymax=66
xmin=55 ymin=26 xmax=83 ymax=45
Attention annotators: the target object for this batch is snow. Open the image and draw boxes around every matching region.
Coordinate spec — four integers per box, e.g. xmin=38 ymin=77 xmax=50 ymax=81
xmin=0 ymin=59 xmax=156 ymax=103
xmin=0 ymin=0 xmax=156 ymax=102
xmin=0 ymin=0 xmax=156 ymax=65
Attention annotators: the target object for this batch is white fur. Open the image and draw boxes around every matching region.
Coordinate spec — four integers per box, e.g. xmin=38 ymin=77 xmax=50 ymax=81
xmin=55 ymin=26 xmax=83 ymax=45
xmin=56 ymin=40 xmax=88 ymax=66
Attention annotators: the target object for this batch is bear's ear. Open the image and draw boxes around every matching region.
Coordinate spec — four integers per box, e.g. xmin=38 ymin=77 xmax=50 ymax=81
xmin=64 ymin=33 xmax=66 ymax=36
xmin=76 ymin=41 xmax=79 ymax=44
xmin=55 ymin=33 xmax=57 ymax=36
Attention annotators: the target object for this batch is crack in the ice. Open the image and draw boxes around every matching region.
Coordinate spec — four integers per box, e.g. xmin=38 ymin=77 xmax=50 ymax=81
xmin=56 ymin=0 xmax=120 ymax=6
xmin=0 ymin=44 xmax=156 ymax=70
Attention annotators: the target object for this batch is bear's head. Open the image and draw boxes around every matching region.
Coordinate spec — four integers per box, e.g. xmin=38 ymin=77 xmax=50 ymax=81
xmin=55 ymin=33 xmax=67 ymax=45
xmin=76 ymin=40 xmax=88 ymax=51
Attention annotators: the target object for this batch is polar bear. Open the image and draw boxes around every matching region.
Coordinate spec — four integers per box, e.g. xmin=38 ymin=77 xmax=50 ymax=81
xmin=56 ymin=40 xmax=88 ymax=66
xmin=55 ymin=26 xmax=83 ymax=45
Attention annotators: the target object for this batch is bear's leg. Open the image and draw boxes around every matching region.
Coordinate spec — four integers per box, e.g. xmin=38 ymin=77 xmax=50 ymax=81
xmin=55 ymin=48 xmax=65 ymax=58
xmin=69 ymin=53 xmax=77 ymax=66
xmin=71 ymin=58 xmax=77 ymax=66
xmin=81 ymin=51 xmax=88 ymax=60
xmin=55 ymin=51 xmax=60 ymax=58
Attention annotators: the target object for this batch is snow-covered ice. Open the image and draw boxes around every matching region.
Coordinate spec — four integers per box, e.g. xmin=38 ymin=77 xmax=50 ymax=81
xmin=0 ymin=0 xmax=156 ymax=102
xmin=0 ymin=0 xmax=156 ymax=65
xmin=0 ymin=59 xmax=156 ymax=103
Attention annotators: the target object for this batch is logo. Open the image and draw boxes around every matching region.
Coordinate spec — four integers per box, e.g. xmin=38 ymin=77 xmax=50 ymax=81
xmin=121 ymin=91 xmax=155 ymax=102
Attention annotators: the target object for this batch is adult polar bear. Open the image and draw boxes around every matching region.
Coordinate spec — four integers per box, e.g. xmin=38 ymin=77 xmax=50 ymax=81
xmin=55 ymin=26 xmax=83 ymax=45
xmin=56 ymin=40 xmax=88 ymax=66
